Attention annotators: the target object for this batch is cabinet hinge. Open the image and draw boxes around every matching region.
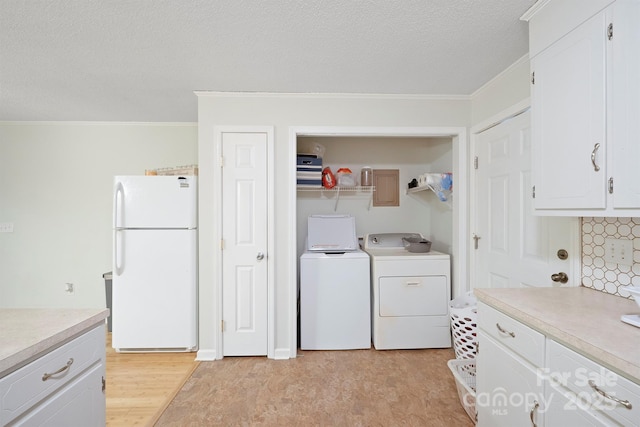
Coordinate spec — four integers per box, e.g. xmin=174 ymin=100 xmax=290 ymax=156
xmin=221 ymin=239 xmax=225 ymax=250
xmin=474 ymin=156 xmax=478 ymax=170
xmin=531 ymin=71 xmax=535 ymax=85
xmin=220 ymin=156 xmax=225 ymax=167
xmin=607 ymin=23 xmax=613 ymax=40
xmin=532 ymin=185 xmax=536 ymax=199
xmin=102 ymin=376 xmax=106 ymax=392
xmin=609 ymin=177 xmax=614 ymax=194
xmin=221 ymin=320 xmax=225 ymax=332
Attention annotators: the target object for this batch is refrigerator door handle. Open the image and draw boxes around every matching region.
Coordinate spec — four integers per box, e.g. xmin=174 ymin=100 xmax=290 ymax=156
xmin=113 ymin=182 xmax=125 ymax=276
xmin=114 ymin=229 xmax=124 ymax=276
xmin=113 ymin=181 xmax=124 ymax=229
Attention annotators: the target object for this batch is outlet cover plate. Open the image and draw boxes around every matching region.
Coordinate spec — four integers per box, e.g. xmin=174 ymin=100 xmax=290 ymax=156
xmin=604 ymin=238 xmax=634 ymax=266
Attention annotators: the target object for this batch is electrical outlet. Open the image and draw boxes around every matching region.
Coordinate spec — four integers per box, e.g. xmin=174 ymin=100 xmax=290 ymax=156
xmin=0 ymin=222 xmax=14 ymax=233
xmin=604 ymin=238 xmax=634 ymax=266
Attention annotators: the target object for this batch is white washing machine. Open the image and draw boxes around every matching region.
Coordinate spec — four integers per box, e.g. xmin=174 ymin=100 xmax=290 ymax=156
xmin=300 ymin=215 xmax=371 ymax=350
xmin=364 ymin=233 xmax=451 ymax=350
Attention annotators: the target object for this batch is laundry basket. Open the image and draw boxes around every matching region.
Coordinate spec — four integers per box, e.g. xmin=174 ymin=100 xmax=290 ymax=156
xmin=449 ymin=291 xmax=478 ymax=359
xmin=448 ymin=358 xmax=477 ymax=423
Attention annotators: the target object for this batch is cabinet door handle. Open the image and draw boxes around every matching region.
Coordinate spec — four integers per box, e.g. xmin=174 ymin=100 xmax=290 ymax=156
xmin=588 ymin=380 xmax=632 ymax=409
xmin=42 ymin=358 xmax=74 ymax=381
xmin=529 ymin=400 xmax=539 ymax=426
xmin=495 ymin=323 xmax=515 ymax=337
xmin=591 ymin=143 xmax=601 ymax=172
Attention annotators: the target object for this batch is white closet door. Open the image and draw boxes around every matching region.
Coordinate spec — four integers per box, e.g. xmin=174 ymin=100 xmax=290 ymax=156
xmin=221 ymin=130 xmax=269 ymax=356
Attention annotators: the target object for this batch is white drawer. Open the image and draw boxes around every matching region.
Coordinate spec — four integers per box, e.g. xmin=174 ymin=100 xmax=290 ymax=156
xmin=547 ymin=339 xmax=640 ymax=426
xmin=378 ymin=275 xmax=448 ymax=317
xmin=478 ymin=302 xmax=545 ymax=367
xmin=0 ymin=324 xmax=105 ymax=425
xmin=12 ymin=363 xmax=105 ymax=427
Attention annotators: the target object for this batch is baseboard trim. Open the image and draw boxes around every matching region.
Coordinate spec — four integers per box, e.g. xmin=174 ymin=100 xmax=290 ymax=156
xmin=195 ymin=349 xmax=217 ymax=361
xmin=274 ymin=348 xmax=294 ymax=360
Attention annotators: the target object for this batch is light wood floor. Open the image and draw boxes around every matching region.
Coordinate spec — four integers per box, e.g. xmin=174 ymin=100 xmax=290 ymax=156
xmin=105 ymin=332 xmax=199 ymax=427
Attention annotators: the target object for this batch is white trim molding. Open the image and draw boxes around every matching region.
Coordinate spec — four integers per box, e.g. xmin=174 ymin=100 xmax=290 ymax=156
xmin=195 ymin=349 xmax=217 ymax=361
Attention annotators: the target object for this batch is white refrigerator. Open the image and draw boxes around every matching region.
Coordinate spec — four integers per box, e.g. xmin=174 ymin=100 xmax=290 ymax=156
xmin=112 ymin=175 xmax=197 ymax=352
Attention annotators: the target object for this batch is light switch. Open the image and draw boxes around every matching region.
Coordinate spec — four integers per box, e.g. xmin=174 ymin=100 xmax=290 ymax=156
xmin=0 ymin=222 xmax=13 ymax=233
xmin=604 ymin=238 xmax=634 ymax=266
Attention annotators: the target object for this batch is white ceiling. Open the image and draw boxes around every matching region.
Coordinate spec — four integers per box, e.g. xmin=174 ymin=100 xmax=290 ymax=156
xmin=0 ymin=0 xmax=536 ymax=122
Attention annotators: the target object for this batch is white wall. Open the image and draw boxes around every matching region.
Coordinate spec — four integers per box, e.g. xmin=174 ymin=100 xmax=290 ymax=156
xmin=197 ymin=93 xmax=470 ymax=358
xmin=471 ymin=55 xmax=531 ymax=126
xmin=0 ymin=122 xmax=197 ymax=308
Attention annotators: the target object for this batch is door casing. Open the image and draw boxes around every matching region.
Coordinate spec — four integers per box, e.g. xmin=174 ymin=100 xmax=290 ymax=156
xmin=288 ymin=126 xmax=469 ymax=359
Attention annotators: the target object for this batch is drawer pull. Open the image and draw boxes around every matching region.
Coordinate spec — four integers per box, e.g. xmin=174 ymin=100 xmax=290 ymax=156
xmin=588 ymin=380 xmax=632 ymax=409
xmin=405 ymin=281 xmax=421 ymax=287
xmin=495 ymin=323 xmax=515 ymax=337
xmin=529 ymin=400 xmax=539 ymax=427
xmin=42 ymin=358 xmax=74 ymax=381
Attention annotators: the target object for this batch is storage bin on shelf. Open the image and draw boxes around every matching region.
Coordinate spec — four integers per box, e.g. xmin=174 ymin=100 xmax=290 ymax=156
xmin=447 ymin=358 xmax=477 ymax=424
xmin=296 ymin=154 xmax=323 ymax=187
xmin=449 ymin=291 xmax=477 ymax=360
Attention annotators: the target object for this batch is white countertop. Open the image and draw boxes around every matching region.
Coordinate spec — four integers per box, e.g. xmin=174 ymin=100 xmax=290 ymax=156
xmin=0 ymin=308 xmax=109 ymax=378
xmin=474 ymin=287 xmax=640 ymax=384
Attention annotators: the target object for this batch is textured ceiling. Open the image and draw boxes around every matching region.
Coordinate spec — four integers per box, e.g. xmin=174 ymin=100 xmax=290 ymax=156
xmin=0 ymin=0 xmax=536 ymax=122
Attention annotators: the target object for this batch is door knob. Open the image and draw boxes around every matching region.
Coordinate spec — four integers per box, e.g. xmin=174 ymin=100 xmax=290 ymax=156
xmin=256 ymin=252 xmax=265 ymax=261
xmin=551 ymin=272 xmax=568 ymax=283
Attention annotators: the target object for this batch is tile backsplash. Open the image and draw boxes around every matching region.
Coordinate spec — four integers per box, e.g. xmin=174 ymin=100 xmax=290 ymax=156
xmin=582 ymin=217 xmax=638 ymax=298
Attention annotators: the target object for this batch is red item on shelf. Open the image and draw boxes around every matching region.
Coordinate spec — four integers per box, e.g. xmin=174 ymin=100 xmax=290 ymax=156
xmin=322 ymin=167 xmax=336 ymax=189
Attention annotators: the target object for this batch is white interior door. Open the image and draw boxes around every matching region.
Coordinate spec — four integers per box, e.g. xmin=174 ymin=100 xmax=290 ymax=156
xmin=221 ymin=131 xmax=269 ymax=356
xmin=472 ymin=110 xmax=579 ymax=289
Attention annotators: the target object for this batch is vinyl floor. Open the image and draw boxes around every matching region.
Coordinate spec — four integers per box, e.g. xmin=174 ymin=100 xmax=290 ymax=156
xmin=155 ymin=347 xmax=474 ymax=426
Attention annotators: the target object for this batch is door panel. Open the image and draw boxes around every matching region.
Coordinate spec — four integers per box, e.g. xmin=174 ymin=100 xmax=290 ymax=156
xmin=221 ymin=132 xmax=268 ymax=356
xmin=473 ymin=110 xmax=578 ymax=289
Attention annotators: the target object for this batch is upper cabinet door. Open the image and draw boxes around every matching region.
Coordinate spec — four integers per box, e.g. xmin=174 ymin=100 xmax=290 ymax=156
xmin=611 ymin=0 xmax=640 ymax=209
xmin=531 ymin=9 xmax=607 ymax=211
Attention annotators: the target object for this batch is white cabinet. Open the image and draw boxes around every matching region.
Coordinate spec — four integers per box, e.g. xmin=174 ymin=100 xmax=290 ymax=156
xmin=477 ymin=302 xmax=640 ymax=426
xmin=477 ymin=332 xmax=545 ymax=426
xmin=525 ymin=0 xmax=640 ymax=215
xmin=530 ymin=7 xmax=607 ymax=211
xmin=544 ymin=384 xmax=611 ymax=426
xmin=610 ymin=0 xmax=640 ymax=209
xmin=0 ymin=324 xmax=106 ymax=426
xmin=546 ymin=339 xmax=640 ymax=426
xmin=477 ymin=303 xmax=545 ymax=426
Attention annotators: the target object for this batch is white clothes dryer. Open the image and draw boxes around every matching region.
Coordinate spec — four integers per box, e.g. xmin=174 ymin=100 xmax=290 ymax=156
xmin=364 ymin=233 xmax=451 ymax=350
